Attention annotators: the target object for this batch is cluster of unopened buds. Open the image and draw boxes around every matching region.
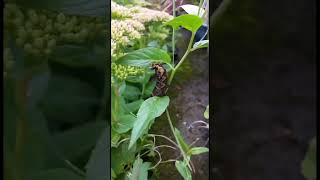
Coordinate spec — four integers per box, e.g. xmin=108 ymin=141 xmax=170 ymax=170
xmin=4 ymin=3 xmax=105 ymax=57
xmin=111 ymin=63 xmax=144 ymax=81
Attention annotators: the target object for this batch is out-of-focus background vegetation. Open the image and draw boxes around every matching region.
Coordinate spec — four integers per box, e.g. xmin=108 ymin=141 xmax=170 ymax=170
xmin=211 ymin=0 xmax=316 ymax=180
xmin=3 ymin=0 xmax=109 ymax=180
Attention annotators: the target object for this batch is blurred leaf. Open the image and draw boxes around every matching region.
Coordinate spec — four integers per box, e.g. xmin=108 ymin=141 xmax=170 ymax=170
xmin=112 ymin=114 xmax=136 ymax=134
xmin=123 ymin=85 xmax=141 ymax=101
xmin=175 ymin=161 xmax=192 ymax=180
xmin=302 ymin=137 xmax=317 ymax=180
xmin=111 ymin=141 xmax=136 ymax=175
xmin=174 ymin=128 xmax=190 ymax=155
xmin=42 ymin=75 xmax=99 ymax=124
xmin=86 ymin=127 xmax=109 ymax=180
xmin=27 ymin=168 xmax=83 ymax=180
xmin=191 ymin=40 xmax=209 ymax=51
xmin=53 ymin=121 xmax=106 ymax=160
xmin=51 ymin=44 xmax=106 ymax=69
xmin=203 ymin=105 xmax=209 ymax=120
xmin=116 ymin=48 xmax=171 ymax=68
xmin=130 ymin=157 xmax=151 ymax=180
xmin=111 ymin=129 xmax=121 ymax=148
xmin=188 ymin=147 xmax=209 ymax=155
xmin=165 ymin=14 xmax=203 ymax=33
xmin=125 ymin=100 xmax=144 ymax=113
xmin=143 ymin=80 xmax=156 ymax=98
xmin=16 ymin=0 xmax=108 ymax=17
xmin=129 ymin=96 xmax=170 ymax=149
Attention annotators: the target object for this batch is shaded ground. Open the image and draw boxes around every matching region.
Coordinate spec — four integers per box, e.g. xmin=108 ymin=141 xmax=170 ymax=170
xmin=150 ymin=36 xmax=209 ymax=179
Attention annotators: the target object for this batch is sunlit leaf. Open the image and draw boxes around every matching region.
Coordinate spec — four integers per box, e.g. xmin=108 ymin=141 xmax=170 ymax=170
xmin=165 ymin=14 xmax=203 ymax=33
xmin=302 ymin=137 xmax=316 ymax=180
xmin=203 ymin=105 xmax=209 ymax=120
xmin=191 ymin=40 xmax=209 ymax=51
xmin=188 ymin=147 xmax=209 ymax=155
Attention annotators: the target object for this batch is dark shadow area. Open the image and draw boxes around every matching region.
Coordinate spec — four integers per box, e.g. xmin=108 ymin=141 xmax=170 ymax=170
xmin=210 ymin=0 xmax=316 ymax=180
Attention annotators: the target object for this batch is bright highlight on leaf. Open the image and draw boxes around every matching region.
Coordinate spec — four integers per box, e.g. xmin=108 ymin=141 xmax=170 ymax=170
xmin=191 ymin=40 xmax=209 ymax=51
xmin=165 ymin=14 xmax=204 ymax=33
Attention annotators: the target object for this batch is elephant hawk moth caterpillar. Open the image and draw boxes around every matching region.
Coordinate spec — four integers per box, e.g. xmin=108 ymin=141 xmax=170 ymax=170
xmin=151 ymin=63 xmax=168 ymax=97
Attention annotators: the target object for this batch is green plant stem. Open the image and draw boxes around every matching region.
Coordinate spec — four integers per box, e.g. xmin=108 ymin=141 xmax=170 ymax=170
xmin=198 ymin=0 xmax=204 ymax=16
xmin=168 ymin=32 xmax=196 ymax=85
xmin=172 ymin=0 xmax=176 ymax=65
xmin=165 ymin=110 xmax=176 ymax=141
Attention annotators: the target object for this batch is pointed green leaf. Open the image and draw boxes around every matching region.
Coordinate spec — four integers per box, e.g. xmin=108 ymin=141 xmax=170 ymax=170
xmin=129 ymin=96 xmax=170 ymax=149
xmin=175 ymin=161 xmax=192 ymax=180
xmin=188 ymin=147 xmax=209 ymax=155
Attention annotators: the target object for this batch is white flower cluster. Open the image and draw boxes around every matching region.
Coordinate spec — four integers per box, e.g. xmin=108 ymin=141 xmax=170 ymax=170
xmin=4 ymin=3 xmax=105 ymax=57
xmin=130 ymin=7 xmax=172 ymax=23
xmin=111 ymin=1 xmax=172 ymax=57
xmin=111 ymin=19 xmax=145 ymax=49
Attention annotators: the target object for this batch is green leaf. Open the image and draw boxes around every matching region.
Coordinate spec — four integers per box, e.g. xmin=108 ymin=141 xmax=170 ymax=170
xmin=302 ymin=137 xmax=317 ymax=180
xmin=174 ymin=128 xmax=190 ymax=154
xmin=53 ymin=121 xmax=106 ymax=160
xmin=130 ymin=157 xmax=151 ymax=180
xmin=116 ymin=48 xmax=171 ymax=68
xmin=191 ymin=40 xmax=209 ymax=51
xmin=123 ymin=85 xmax=141 ymax=101
xmin=51 ymin=44 xmax=106 ymax=69
xmin=125 ymin=100 xmax=144 ymax=113
xmin=86 ymin=127 xmax=109 ymax=180
xmin=143 ymin=81 xmax=157 ymax=98
xmin=203 ymin=105 xmax=209 ymax=120
xmin=175 ymin=161 xmax=192 ymax=180
xmin=111 ymin=141 xmax=136 ymax=175
xmin=165 ymin=14 xmax=204 ymax=33
xmin=42 ymin=75 xmax=100 ymax=124
xmin=188 ymin=147 xmax=209 ymax=155
xmin=129 ymin=96 xmax=170 ymax=149
xmin=111 ymin=129 xmax=121 ymax=147
xmin=27 ymin=168 xmax=83 ymax=180
xmin=112 ymin=114 xmax=136 ymax=134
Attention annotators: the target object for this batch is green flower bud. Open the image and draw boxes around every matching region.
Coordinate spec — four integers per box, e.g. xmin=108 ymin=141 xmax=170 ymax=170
xmin=17 ymin=28 xmax=27 ymax=40
xmin=33 ymin=38 xmax=44 ymax=49
xmin=44 ymin=48 xmax=52 ymax=55
xmin=57 ymin=13 xmax=66 ymax=23
xmin=24 ymin=43 xmax=33 ymax=54
xmin=25 ymin=21 xmax=33 ymax=32
xmin=47 ymin=39 xmax=56 ymax=49
xmin=31 ymin=29 xmax=43 ymax=38
xmin=15 ymin=38 xmax=24 ymax=46
xmin=39 ymin=14 xmax=47 ymax=24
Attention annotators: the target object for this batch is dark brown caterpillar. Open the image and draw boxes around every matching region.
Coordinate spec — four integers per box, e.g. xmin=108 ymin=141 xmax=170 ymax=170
xmin=151 ymin=63 xmax=168 ymax=97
